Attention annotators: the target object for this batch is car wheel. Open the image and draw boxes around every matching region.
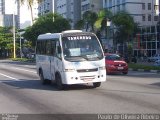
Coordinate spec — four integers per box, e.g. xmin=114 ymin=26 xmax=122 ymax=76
xmin=56 ymin=74 xmax=64 ymax=90
xmin=39 ymin=70 xmax=47 ymax=85
xmin=93 ymin=82 xmax=101 ymax=88
xmin=122 ymin=72 xmax=128 ymax=75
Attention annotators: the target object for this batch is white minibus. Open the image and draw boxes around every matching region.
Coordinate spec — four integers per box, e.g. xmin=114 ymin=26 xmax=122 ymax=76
xmin=36 ymin=30 xmax=106 ymax=90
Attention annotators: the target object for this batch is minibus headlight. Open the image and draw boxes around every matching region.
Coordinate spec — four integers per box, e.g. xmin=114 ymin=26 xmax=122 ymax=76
xmin=99 ymin=66 xmax=106 ymax=70
xmin=64 ymin=69 xmax=75 ymax=72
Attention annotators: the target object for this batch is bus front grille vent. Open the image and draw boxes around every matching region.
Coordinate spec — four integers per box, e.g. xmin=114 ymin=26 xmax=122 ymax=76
xmin=80 ymin=76 xmax=96 ymax=81
xmin=77 ymin=68 xmax=98 ymax=72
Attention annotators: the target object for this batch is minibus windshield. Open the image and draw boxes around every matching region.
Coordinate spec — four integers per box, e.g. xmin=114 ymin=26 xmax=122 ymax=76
xmin=62 ymin=34 xmax=103 ymax=62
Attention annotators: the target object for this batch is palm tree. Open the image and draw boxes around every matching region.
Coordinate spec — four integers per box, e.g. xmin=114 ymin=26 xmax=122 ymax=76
xmin=112 ymin=11 xmax=135 ymax=44
xmin=95 ymin=9 xmax=113 ymax=31
xmin=83 ymin=11 xmax=98 ymax=32
xmin=18 ymin=0 xmax=42 ymax=25
xmin=112 ymin=11 xmax=135 ymax=56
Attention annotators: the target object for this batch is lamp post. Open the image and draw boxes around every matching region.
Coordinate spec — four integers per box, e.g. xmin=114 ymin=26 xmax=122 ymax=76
xmin=19 ymin=31 xmax=22 ymax=58
xmin=13 ymin=1 xmax=16 ymax=58
xmin=13 ymin=13 xmax=16 ymax=58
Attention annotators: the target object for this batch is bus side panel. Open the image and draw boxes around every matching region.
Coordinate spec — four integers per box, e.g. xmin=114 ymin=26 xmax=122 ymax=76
xmin=36 ymin=55 xmax=51 ymax=80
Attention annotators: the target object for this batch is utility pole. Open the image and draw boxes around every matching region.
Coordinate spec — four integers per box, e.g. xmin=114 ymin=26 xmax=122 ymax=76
xmin=13 ymin=0 xmax=16 ymax=58
xmin=13 ymin=12 xmax=16 ymax=58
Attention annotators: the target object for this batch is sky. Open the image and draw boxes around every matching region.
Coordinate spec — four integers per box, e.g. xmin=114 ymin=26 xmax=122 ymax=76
xmin=5 ymin=0 xmax=32 ymax=28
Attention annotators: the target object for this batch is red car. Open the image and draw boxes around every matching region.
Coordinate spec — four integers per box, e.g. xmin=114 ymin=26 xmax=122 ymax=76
xmin=105 ymin=53 xmax=128 ymax=75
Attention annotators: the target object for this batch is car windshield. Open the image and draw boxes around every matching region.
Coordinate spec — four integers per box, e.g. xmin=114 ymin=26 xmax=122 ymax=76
xmin=62 ymin=34 xmax=103 ymax=62
xmin=106 ymin=54 xmax=121 ymax=60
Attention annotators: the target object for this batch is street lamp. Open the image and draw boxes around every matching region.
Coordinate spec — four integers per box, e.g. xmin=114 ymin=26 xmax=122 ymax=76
xmin=13 ymin=1 xmax=16 ymax=58
xmin=13 ymin=13 xmax=16 ymax=58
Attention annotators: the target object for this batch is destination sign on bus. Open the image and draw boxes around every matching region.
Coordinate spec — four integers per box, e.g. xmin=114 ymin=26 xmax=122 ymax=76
xmin=67 ymin=36 xmax=92 ymax=41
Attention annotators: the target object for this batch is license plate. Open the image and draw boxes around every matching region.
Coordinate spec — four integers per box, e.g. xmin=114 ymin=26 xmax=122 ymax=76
xmin=83 ymin=79 xmax=93 ymax=82
xmin=118 ymin=67 xmax=124 ymax=70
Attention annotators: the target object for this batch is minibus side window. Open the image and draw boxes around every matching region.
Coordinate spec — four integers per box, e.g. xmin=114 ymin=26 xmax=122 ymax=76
xmin=51 ymin=40 xmax=56 ymax=56
xmin=55 ymin=41 xmax=62 ymax=59
xmin=46 ymin=40 xmax=51 ymax=55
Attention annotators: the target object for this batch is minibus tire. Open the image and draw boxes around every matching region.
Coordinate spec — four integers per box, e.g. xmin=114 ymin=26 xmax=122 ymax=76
xmin=39 ymin=70 xmax=47 ymax=85
xmin=56 ymin=74 xmax=64 ymax=90
xmin=93 ymin=82 xmax=101 ymax=88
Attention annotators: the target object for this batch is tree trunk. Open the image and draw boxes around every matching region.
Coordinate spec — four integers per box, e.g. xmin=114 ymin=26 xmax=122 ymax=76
xmin=29 ymin=3 xmax=34 ymax=25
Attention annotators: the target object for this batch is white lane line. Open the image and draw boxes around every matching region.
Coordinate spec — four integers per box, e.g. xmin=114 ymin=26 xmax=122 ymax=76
xmin=0 ymin=73 xmax=19 ymax=81
xmin=13 ymin=67 xmax=36 ymax=74
xmin=0 ymin=65 xmax=36 ymax=74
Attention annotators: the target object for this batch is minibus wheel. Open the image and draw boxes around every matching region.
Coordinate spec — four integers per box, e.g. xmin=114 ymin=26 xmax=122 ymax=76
xmin=39 ymin=70 xmax=47 ymax=85
xmin=56 ymin=74 xmax=64 ymax=90
xmin=93 ymin=82 xmax=101 ymax=88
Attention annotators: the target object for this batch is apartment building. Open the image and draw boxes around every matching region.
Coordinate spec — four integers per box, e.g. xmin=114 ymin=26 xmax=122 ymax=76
xmin=56 ymin=0 xmax=81 ymax=29
xmin=103 ymin=0 xmax=160 ymax=57
xmin=38 ymin=0 xmax=57 ymax=16
xmin=81 ymin=0 xmax=103 ymax=15
xmin=0 ymin=0 xmax=19 ymax=28
xmin=103 ymin=0 xmax=159 ymax=26
xmin=0 ymin=0 xmax=5 ymax=26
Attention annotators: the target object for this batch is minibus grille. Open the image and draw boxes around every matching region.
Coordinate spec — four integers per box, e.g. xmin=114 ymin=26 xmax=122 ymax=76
xmin=80 ymin=75 xmax=96 ymax=81
xmin=77 ymin=68 xmax=98 ymax=72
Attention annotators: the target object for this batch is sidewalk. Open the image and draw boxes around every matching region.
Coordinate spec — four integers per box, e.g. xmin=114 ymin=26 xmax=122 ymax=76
xmin=129 ymin=61 xmax=160 ymax=73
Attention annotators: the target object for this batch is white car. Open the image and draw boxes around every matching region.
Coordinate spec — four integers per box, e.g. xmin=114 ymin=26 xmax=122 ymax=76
xmin=154 ymin=59 xmax=160 ymax=66
xmin=148 ymin=54 xmax=160 ymax=62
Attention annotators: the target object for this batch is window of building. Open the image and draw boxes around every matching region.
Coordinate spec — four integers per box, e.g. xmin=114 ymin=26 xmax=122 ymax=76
xmin=142 ymin=3 xmax=145 ymax=10
xmin=122 ymin=0 xmax=125 ymax=3
xmin=148 ymin=3 xmax=151 ymax=10
xmin=117 ymin=6 xmax=120 ymax=11
xmin=154 ymin=16 xmax=158 ymax=21
xmin=148 ymin=14 xmax=151 ymax=21
xmin=142 ymin=15 xmax=145 ymax=21
xmin=117 ymin=0 xmax=120 ymax=5
xmin=122 ymin=5 xmax=125 ymax=11
xmin=154 ymin=5 xmax=159 ymax=10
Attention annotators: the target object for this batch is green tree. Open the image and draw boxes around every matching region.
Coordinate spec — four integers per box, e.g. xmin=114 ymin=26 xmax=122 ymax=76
xmin=83 ymin=11 xmax=98 ymax=32
xmin=75 ymin=20 xmax=85 ymax=30
xmin=112 ymin=11 xmax=135 ymax=44
xmin=0 ymin=27 xmax=15 ymax=58
xmin=95 ymin=9 xmax=113 ymax=31
xmin=18 ymin=0 xmax=42 ymax=24
xmin=111 ymin=11 xmax=135 ymax=55
xmin=23 ymin=13 xmax=71 ymax=46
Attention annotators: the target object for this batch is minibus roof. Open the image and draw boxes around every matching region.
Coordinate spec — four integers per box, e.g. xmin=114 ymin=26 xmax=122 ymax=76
xmin=37 ymin=30 xmax=96 ymax=40
xmin=37 ymin=33 xmax=61 ymax=40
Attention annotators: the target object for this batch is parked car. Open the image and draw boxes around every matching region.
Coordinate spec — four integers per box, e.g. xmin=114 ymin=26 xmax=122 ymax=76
xmin=105 ymin=53 xmax=128 ymax=75
xmin=148 ymin=54 xmax=160 ymax=62
xmin=154 ymin=59 xmax=160 ymax=66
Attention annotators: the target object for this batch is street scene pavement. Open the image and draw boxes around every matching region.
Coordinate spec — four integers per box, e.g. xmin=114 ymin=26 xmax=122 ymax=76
xmin=0 ymin=60 xmax=160 ymax=120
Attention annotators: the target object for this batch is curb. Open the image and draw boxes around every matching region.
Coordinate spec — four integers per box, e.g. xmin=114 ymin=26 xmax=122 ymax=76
xmin=129 ymin=68 xmax=160 ymax=74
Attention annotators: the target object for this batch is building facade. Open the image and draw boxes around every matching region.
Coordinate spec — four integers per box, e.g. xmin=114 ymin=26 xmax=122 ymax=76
xmin=103 ymin=0 xmax=160 ymax=57
xmin=56 ymin=0 xmax=81 ymax=29
xmin=0 ymin=0 xmax=19 ymax=28
xmin=4 ymin=14 xmax=18 ymax=28
xmin=103 ymin=0 xmax=159 ymax=26
xmin=0 ymin=0 xmax=5 ymax=26
xmin=81 ymin=0 xmax=103 ymax=15
xmin=38 ymin=0 xmax=57 ymax=16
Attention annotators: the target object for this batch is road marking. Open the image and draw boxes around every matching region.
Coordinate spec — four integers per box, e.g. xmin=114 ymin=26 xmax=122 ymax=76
xmin=13 ymin=67 xmax=36 ymax=74
xmin=0 ymin=65 xmax=36 ymax=74
xmin=0 ymin=73 xmax=19 ymax=81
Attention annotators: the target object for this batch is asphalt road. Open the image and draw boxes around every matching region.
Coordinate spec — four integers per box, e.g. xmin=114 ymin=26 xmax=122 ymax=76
xmin=0 ymin=60 xmax=160 ymax=119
